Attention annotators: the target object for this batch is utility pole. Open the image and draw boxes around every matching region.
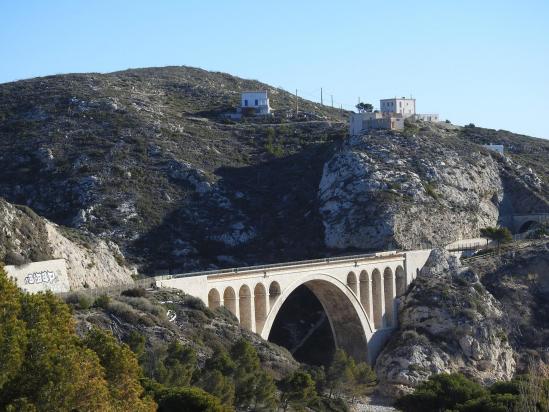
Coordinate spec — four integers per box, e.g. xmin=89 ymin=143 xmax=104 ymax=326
xmin=331 ymin=95 xmax=333 ymax=108
xmin=320 ymin=88 xmax=323 ymax=105
xmin=295 ymin=89 xmax=298 ymax=116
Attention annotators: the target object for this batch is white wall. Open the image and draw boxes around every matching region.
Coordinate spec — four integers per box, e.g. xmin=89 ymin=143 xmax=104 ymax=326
xmin=241 ymin=92 xmax=269 ymax=108
xmin=380 ymin=98 xmax=416 ymax=118
xmin=4 ymin=259 xmax=70 ymax=293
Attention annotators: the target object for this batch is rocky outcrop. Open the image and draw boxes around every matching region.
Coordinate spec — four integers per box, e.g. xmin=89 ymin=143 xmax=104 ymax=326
xmin=0 ymin=198 xmax=134 ymax=289
xmin=319 ymin=125 xmax=505 ymax=251
xmin=469 ymin=240 xmax=549 ymax=371
xmin=375 ymin=249 xmax=515 ymax=398
xmin=73 ymin=288 xmax=299 ymax=379
xmin=318 ymin=121 xmax=549 ymax=252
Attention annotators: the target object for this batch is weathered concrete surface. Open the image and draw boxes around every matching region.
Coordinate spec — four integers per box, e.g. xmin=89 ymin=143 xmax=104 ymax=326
xmin=4 ymin=259 xmax=70 ymax=293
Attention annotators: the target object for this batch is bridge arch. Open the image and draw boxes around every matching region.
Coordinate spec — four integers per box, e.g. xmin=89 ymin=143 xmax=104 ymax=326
xmin=208 ymin=288 xmax=221 ymax=309
xmin=261 ymin=273 xmax=373 ymax=362
xmin=254 ymin=283 xmax=267 ymax=334
xmin=269 ymin=281 xmax=281 ymax=307
xmin=239 ymin=285 xmax=253 ymax=330
xmin=347 ymin=271 xmax=358 ymax=295
xmin=395 ymin=266 xmax=406 ymax=297
xmin=371 ymin=269 xmax=383 ymax=329
xmin=518 ymin=220 xmax=538 ymax=233
xmin=383 ymin=268 xmax=394 ymax=327
xmin=359 ymin=270 xmax=371 ymax=320
xmin=223 ymin=287 xmax=237 ymax=318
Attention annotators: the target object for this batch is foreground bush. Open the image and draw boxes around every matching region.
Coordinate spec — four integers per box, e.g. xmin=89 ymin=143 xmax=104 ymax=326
xmin=0 ymin=266 xmax=156 ymax=411
xmin=396 ymin=372 xmax=549 ymax=412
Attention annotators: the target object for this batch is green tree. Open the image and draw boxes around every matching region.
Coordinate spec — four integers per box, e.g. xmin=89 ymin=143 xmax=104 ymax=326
xmin=0 ymin=269 xmax=115 ymax=411
xmin=0 ymin=266 xmax=26 ymax=392
xmin=326 ymin=349 xmax=356 ymax=398
xmin=279 ymin=370 xmax=318 ymax=411
xmin=480 ymin=226 xmax=513 ymax=250
xmin=230 ymin=339 xmax=277 ymax=410
xmin=197 ymin=369 xmax=235 ymax=408
xmin=155 ymin=386 xmax=232 ymax=412
xmin=161 ymin=341 xmax=197 ymax=388
xmin=395 ymin=373 xmax=488 ymax=412
xmin=355 ymin=102 xmax=374 ymax=113
xmin=125 ymin=329 xmax=146 ymax=360
xmin=349 ymin=361 xmax=377 ymax=401
xmin=197 ymin=349 xmax=236 ymax=406
xmin=84 ymin=327 xmax=157 ymax=411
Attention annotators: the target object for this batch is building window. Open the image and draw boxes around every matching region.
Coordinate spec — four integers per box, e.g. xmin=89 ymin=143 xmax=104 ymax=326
xmin=244 ymin=100 xmax=248 ymax=107
xmin=255 ymin=99 xmax=258 ymax=106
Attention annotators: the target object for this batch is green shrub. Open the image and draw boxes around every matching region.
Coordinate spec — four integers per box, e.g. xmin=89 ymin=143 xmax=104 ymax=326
xmin=64 ymin=292 xmax=93 ymax=310
xmin=94 ymin=294 xmax=111 ymax=309
xmin=395 ymin=373 xmax=487 ymax=412
xmin=422 ymin=182 xmax=439 ymax=200
xmin=155 ymin=386 xmax=229 ymax=412
xmin=121 ymin=287 xmax=147 ymax=298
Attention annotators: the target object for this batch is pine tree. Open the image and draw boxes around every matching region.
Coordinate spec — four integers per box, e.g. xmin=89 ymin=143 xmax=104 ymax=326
xmin=0 ymin=267 xmax=26 ymax=391
xmin=230 ymin=339 xmax=277 ymax=410
xmin=279 ymin=370 xmax=318 ymax=411
xmin=84 ymin=327 xmax=156 ymax=412
xmin=326 ymin=349 xmax=353 ymax=398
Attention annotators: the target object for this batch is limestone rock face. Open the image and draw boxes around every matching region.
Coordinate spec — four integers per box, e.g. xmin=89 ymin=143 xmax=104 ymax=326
xmin=319 ymin=128 xmax=505 ymax=250
xmin=374 ymin=248 xmax=515 ymax=398
xmin=0 ymin=198 xmax=134 ymax=289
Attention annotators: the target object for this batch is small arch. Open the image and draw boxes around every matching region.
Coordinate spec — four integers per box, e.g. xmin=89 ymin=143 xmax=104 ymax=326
xmin=359 ymin=270 xmax=371 ymax=321
xmin=254 ymin=283 xmax=267 ymax=334
xmin=383 ymin=268 xmax=395 ymax=327
xmin=239 ymin=285 xmax=253 ymax=331
xmin=223 ymin=287 xmax=237 ymax=317
xmin=395 ymin=266 xmax=406 ymax=297
xmin=372 ymin=269 xmax=383 ymax=329
xmin=208 ymin=288 xmax=221 ymax=309
xmin=519 ymin=220 xmax=538 ymax=233
xmin=347 ymin=271 xmax=358 ymax=296
xmin=269 ymin=281 xmax=281 ymax=308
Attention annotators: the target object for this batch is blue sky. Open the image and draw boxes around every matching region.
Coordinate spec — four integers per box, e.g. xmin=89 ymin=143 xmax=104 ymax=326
xmin=1 ymin=0 xmax=548 ymax=138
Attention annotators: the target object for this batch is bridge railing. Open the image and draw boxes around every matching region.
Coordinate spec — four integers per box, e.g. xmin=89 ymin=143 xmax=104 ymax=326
xmin=156 ymin=250 xmax=404 ymax=281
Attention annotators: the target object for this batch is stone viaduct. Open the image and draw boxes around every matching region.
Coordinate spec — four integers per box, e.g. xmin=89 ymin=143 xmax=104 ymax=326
xmin=155 ymin=249 xmax=432 ymax=363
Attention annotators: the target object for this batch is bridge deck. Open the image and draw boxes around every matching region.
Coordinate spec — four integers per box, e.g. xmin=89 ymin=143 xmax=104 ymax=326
xmin=155 ymin=250 xmax=404 ymax=281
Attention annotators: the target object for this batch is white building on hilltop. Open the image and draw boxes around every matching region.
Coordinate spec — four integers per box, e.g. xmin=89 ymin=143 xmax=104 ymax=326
xmin=240 ymin=91 xmax=271 ymax=116
xmin=350 ymin=96 xmax=439 ymax=135
xmin=380 ymin=97 xmax=416 ymax=118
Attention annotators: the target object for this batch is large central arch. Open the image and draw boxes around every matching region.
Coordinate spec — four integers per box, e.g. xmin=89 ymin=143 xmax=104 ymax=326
xmin=261 ymin=273 xmax=373 ymax=362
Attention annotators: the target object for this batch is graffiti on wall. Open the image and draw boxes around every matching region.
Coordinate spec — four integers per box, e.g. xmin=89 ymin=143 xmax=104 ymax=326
xmin=24 ymin=270 xmax=58 ymax=285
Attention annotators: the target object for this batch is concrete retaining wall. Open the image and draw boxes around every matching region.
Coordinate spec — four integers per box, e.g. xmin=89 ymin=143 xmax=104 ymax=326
xmin=4 ymin=259 xmax=70 ymax=293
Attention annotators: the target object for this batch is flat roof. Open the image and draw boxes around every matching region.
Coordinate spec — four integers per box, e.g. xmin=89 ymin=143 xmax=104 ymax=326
xmin=380 ymin=97 xmax=415 ymax=101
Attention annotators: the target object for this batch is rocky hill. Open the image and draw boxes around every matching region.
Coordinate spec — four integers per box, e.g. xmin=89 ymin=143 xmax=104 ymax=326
xmin=0 ymin=66 xmax=347 ymax=274
xmin=70 ymin=287 xmax=299 ymax=380
xmin=375 ymin=240 xmax=549 ymax=398
xmin=468 ymin=241 xmax=549 ymax=371
xmin=0 ymin=197 xmax=134 ymax=288
xmin=319 ymin=122 xmax=549 ymax=251
xmin=1 ymin=66 xmax=548 ymax=277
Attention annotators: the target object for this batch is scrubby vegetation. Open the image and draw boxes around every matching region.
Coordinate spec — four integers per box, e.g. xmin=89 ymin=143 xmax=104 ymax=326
xmin=396 ymin=372 xmax=549 ymax=412
xmin=1 ymin=266 xmax=377 ymax=411
xmin=0 ymin=266 xmax=155 ymax=411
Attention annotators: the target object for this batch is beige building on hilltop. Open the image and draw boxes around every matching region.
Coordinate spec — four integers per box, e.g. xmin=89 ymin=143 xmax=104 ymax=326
xmin=350 ymin=96 xmax=439 ymax=136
